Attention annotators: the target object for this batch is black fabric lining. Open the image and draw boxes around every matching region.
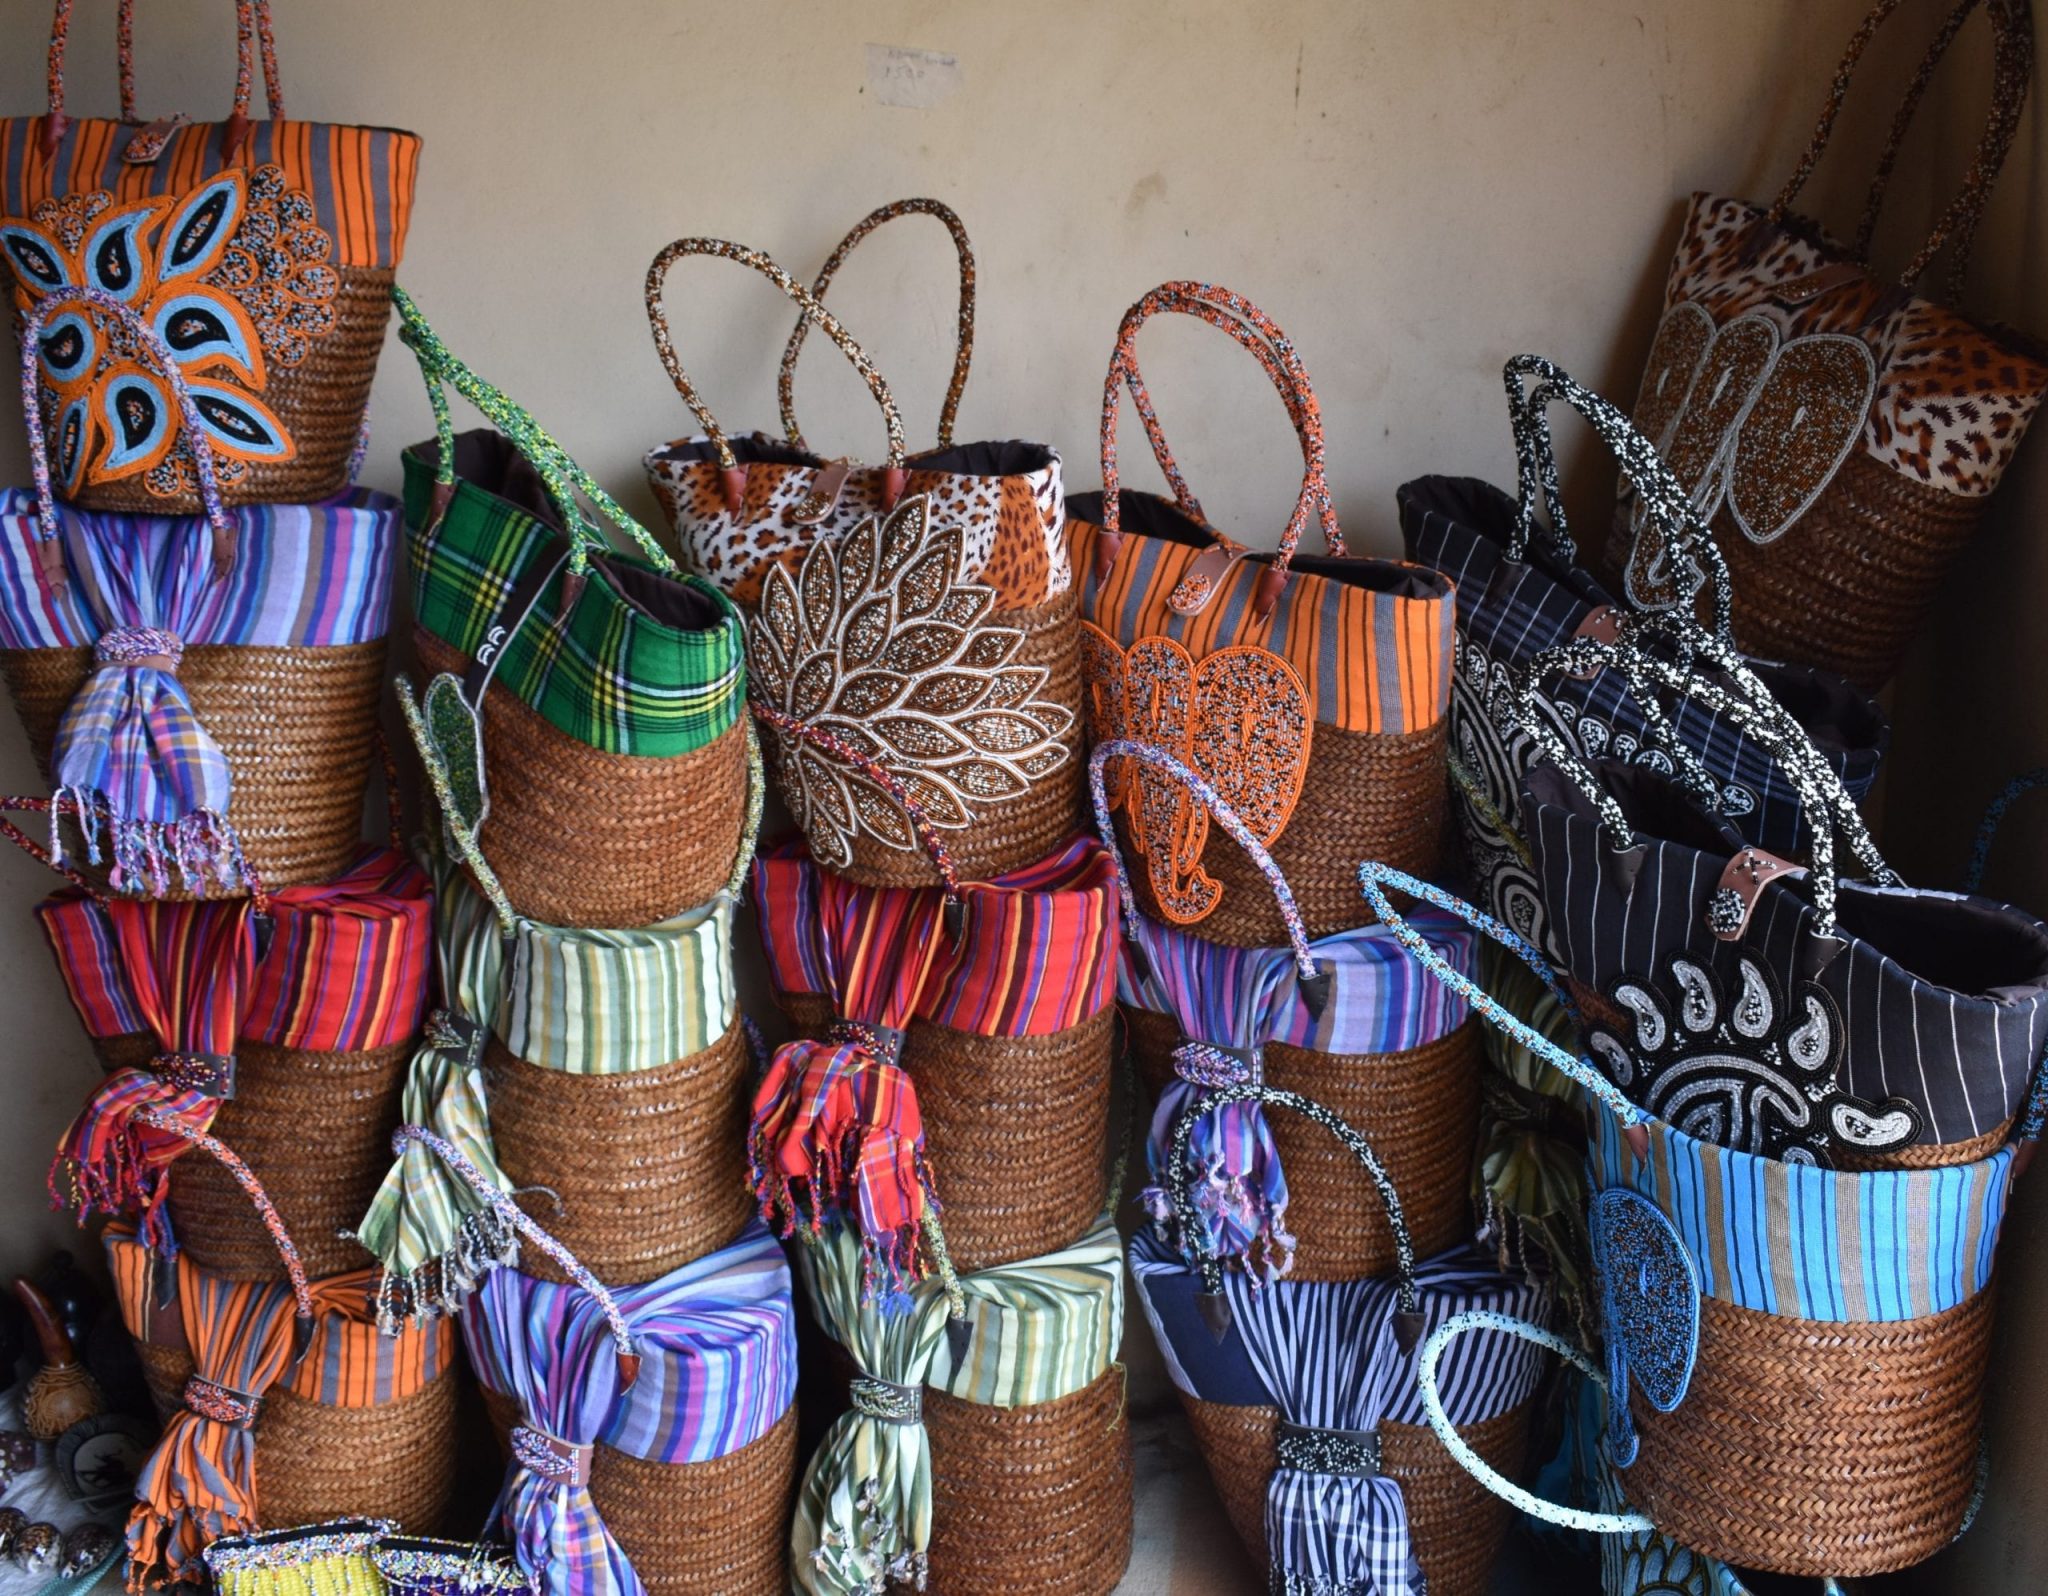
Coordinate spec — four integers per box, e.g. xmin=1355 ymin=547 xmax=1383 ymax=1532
xmin=646 ymin=434 xmax=1054 ymax=479
xmin=1835 ymin=885 xmax=2048 ymax=1000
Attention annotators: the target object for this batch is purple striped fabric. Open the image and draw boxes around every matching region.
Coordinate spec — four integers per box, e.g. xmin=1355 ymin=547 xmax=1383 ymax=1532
xmin=461 ymin=1221 xmax=796 ymax=1596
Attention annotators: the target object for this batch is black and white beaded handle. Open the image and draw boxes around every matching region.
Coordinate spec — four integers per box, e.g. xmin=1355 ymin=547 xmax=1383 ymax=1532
xmin=1163 ymin=1082 xmax=1421 ymax=1345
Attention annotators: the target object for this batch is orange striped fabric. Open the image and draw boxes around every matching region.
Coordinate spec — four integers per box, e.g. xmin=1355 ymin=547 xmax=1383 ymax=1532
xmin=0 ymin=117 xmax=420 ymax=268
xmin=1069 ymin=512 xmax=1454 ymax=736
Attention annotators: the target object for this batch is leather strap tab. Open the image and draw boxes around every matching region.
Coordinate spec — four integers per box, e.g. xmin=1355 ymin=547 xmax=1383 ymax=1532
xmin=1707 ymin=846 xmax=1806 ymax=941
xmin=790 ymin=460 xmax=852 ymax=525
xmin=152 ymin=1052 xmax=236 ymax=1100
xmin=1168 ymin=541 xmax=1252 ymax=615
xmin=122 ymin=115 xmax=190 ymax=164
xmin=1276 ymin=1422 xmax=1381 ymax=1477
xmin=183 ymin=1376 xmax=261 ymax=1430
xmin=1563 ymin=605 xmax=1622 ymax=680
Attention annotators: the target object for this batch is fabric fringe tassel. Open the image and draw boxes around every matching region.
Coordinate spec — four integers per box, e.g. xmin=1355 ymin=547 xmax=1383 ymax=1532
xmin=367 ymin=1205 xmax=522 ymax=1335
xmin=50 ymin=1070 xmax=218 ymax=1251
xmin=748 ymin=1036 xmax=941 ymax=1308
xmin=127 ymin=1416 xmax=258 ymax=1595
xmin=52 ymin=787 xmax=247 ymax=897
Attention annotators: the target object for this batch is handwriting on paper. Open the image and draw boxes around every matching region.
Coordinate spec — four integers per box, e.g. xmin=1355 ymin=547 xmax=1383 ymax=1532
xmin=866 ymin=44 xmax=962 ymax=109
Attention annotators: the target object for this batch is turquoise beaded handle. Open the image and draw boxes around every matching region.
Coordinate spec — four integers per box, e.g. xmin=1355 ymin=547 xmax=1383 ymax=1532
xmin=393 ymin=288 xmax=679 ymax=578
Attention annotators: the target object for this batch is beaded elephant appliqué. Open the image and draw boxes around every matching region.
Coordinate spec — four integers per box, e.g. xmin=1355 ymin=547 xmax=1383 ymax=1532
xmin=3 ymin=166 xmax=339 ymax=497
xmin=1590 ymin=1187 xmax=1698 ymax=1470
xmin=1079 ymin=622 xmax=1310 ymax=925
xmin=747 ymin=495 xmax=1074 ymax=870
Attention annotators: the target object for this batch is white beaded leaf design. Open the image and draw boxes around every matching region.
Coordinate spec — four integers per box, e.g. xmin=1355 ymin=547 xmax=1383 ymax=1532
xmin=748 ymin=495 xmax=1075 ymax=869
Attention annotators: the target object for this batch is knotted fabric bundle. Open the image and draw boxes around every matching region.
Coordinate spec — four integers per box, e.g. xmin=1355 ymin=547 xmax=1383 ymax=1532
xmin=461 ymin=1221 xmax=796 ymax=1596
xmin=42 ymin=848 xmax=431 ymax=1251
xmin=792 ymin=1214 xmax=1125 ymax=1596
xmin=0 ymin=492 xmax=395 ymax=893
xmin=750 ymin=833 xmax=1117 ymax=1302
xmin=355 ymin=854 xmax=518 ymax=1328
xmin=1130 ymin=1230 xmax=1547 ymax=1596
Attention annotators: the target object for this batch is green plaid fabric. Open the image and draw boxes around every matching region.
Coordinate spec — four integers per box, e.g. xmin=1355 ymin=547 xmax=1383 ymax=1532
xmin=401 ymin=448 xmax=744 ymax=758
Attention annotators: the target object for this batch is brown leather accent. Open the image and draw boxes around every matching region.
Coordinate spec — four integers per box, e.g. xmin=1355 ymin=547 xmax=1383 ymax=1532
xmin=1713 ymin=846 xmax=1806 ymax=941
xmin=789 ymin=459 xmax=852 ymax=525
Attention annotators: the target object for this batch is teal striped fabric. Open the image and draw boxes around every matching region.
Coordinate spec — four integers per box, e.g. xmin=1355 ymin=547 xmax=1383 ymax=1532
xmin=791 ymin=1216 xmax=1123 ymax=1595
xmin=1590 ymin=1103 xmax=2013 ymax=1324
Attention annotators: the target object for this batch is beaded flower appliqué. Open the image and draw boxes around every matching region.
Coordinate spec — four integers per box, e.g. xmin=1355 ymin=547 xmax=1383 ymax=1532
xmin=2 ymin=165 xmax=338 ymax=497
xmin=747 ymin=495 xmax=1074 ymax=870
xmin=1080 ymin=622 xmax=1311 ymax=925
xmin=1589 ymin=950 xmax=1921 ymax=1164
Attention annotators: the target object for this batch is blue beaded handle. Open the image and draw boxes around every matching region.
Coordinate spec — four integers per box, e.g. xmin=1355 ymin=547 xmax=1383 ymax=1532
xmin=1966 ymin=769 xmax=2048 ymax=894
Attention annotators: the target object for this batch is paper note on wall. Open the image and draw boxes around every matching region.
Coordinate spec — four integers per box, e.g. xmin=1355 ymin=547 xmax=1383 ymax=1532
xmin=866 ymin=44 xmax=962 ymax=109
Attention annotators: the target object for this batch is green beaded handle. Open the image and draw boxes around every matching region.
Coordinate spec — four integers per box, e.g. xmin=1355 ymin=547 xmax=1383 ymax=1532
xmin=393 ymin=288 xmax=679 ymax=578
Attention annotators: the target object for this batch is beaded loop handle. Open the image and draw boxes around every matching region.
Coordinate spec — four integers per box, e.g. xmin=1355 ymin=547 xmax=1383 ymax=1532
xmin=393 ymin=288 xmax=678 ymax=578
xmin=779 ymin=198 xmax=974 ymax=453
xmin=1165 ymin=1082 xmax=1418 ymax=1311
xmin=1115 ymin=285 xmax=1338 ymax=551
xmin=131 ymin=1106 xmax=312 ymax=1319
xmin=391 ymin=1126 xmax=639 ymax=1388
xmin=1417 ymin=1311 xmax=1655 ymax=1534
xmin=645 ymin=238 xmax=907 ymax=476
xmin=1515 ymin=618 xmax=1900 ymax=937
xmin=19 ymin=287 xmax=235 ymax=575
xmin=1768 ymin=0 xmax=2033 ymax=294
xmin=45 ymin=0 xmax=283 ymax=155
xmin=1355 ymin=862 xmax=1645 ymax=1131
xmin=1501 ymin=356 xmax=1733 ymax=642
xmin=1966 ymin=768 xmax=2048 ymax=893
xmin=749 ymin=702 xmax=960 ymax=907
xmin=1086 ymin=739 xmax=1319 ymax=984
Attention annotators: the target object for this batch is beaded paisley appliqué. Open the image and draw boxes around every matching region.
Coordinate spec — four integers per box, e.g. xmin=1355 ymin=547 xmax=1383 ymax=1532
xmin=1588 ymin=950 xmax=1921 ymax=1164
xmin=2 ymin=165 xmax=338 ymax=497
xmin=747 ymin=494 xmax=1074 ymax=870
xmin=1080 ymin=621 xmax=1311 ymax=925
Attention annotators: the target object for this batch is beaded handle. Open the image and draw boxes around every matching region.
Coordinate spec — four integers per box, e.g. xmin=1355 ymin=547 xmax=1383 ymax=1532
xmin=1501 ymin=357 xmax=1733 ymax=642
xmin=19 ymin=286 xmax=236 ymax=579
xmin=1166 ymin=1083 xmax=1419 ymax=1319
xmin=1417 ymin=1311 xmax=1654 ymax=1534
xmin=1768 ymin=0 xmax=2033 ymax=294
xmin=392 ymin=288 xmax=679 ymax=579
xmin=131 ymin=1106 xmax=312 ymax=1319
xmin=1966 ymin=769 xmax=2048 ymax=893
xmin=44 ymin=0 xmax=283 ymax=158
xmin=391 ymin=1126 xmax=639 ymax=1389
xmin=1086 ymin=739 xmax=1319 ymax=985
xmin=780 ymin=198 xmax=974 ymax=453
xmin=1514 ymin=617 xmax=1899 ymax=938
xmin=1356 ymin=862 xmax=1645 ymax=1132
xmin=645 ymin=238 xmax=907 ymax=483
xmin=1099 ymin=284 xmax=1342 ymax=612
xmin=750 ymin=701 xmax=961 ymax=908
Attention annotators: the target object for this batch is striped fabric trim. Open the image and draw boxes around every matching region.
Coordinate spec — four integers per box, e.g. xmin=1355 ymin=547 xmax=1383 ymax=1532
xmin=402 ymin=440 xmax=744 ymax=759
xmin=791 ymin=1215 xmax=1123 ymax=1595
xmin=1588 ymin=1107 xmax=2011 ymax=1323
xmin=38 ymin=846 xmax=432 ymax=1052
xmin=1121 ymin=906 xmax=1476 ymax=1056
xmin=0 ymin=118 xmax=420 ymax=268
xmin=1068 ymin=506 xmax=1453 ymax=735
xmin=753 ymin=833 xmax=1118 ymax=1037
xmin=1399 ymin=476 xmax=1884 ymax=859
xmin=495 ymin=887 xmax=739 ymax=1075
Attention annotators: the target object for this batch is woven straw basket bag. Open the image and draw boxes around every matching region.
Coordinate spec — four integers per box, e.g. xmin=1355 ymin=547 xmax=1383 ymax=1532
xmin=107 ymin=1117 xmax=457 ymax=1587
xmin=0 ymin=290 xmax=396 ymax=899
xmin=1132 ymin=1079 xmax=1547 ymax=1596
xmin=1363 ymin=861 xmax=2039 ymax=1579
xmin=1089 ymin=739 xmax=1481 ymax=1281
xmin=1 ymin=0 xmax=421 ymax=514
xmin=1400 ymin=358 xmax=1889 ymax=958
xmin=398 ymin=1127 xmax=800 ymax=1596
xmin=1068 ymin=282 xmax=1454 ymax=948
xmin=395 ymin=290 xmax=749 ymax=930
xmin=644 ymin=229 xmax=1080 ymax=887
xmin=1599 ymin=0 xmax=2046 ymax=690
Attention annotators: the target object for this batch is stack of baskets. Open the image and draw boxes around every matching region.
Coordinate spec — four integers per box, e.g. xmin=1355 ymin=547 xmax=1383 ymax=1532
xmin=644 ymin=204 xmax=1136 ymax=1596
xmin=0 ymin=4 xmax=465 ymax=1582
xmin=358 ymin=297 xmax=801 ymax=1596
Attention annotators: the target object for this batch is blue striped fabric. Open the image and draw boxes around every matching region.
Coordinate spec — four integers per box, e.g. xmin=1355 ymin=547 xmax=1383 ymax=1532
xmin=1588 ymin=1107 xmax=2011 ymax=1323
xmin=1130 ymin=1230 xmax=1548 ymax=1595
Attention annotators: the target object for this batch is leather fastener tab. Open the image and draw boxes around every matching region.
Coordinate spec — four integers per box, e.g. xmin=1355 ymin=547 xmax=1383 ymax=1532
xmin=122 ymin=115 xmax=191 ymax=164
xmin=1564 ymin=605 xmax=1622 ymax=679
xmin=183 ymin=1376 xmax=261 ymax=1430
xmin=1276 ymin=1422 xmax=1381 ymax=1478
xmin=34 ymin=539 xmax=66 ymax=593
xmin=511 ymin=1425 xmax=592 ymax=1487
xmin=828 ymin=1019 xmax=908 ymax=1069
xmin=790 ymin=460 xmax=853 ymax=525
xmin=1171 ymin=1039 xmax=1259 ymax=1090
xmin=1706 ymin=847 xmax=1805 ymax=942
xmin=152 ymin=1052 xmax=236 ymax=1099
xmin=1168 ymin=542 xmax=1250 ymax=616
xmin=849 ymin=1376 xmax=923 ymax=1426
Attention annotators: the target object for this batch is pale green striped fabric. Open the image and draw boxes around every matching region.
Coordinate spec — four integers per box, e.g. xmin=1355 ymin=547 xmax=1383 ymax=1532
xmin=354 ymin=851 xmax=519 ymax=1328
xmin=791 ymin=1216 xmax=1124 ymax=1595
